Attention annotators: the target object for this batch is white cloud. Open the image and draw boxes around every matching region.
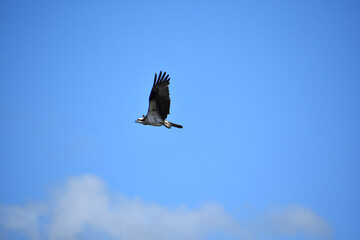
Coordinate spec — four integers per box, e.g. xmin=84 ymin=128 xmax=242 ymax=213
xmin=0 ymin=203 xmax=45 ymax=240
xmin=0 ymin=175 xmax=331 ymax=240
xmin=249 ymin=204 xmax=332 ymax=239
xmin=265 ymin=204 xmax=332 ymax=237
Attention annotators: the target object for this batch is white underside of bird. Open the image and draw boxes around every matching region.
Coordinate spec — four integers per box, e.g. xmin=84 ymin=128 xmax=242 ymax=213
xmin=146 ymin=113 xmax=163 ymax=126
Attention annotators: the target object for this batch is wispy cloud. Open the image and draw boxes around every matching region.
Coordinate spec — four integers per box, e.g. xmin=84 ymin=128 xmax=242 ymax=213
xmin=263 ymin=204 xmax=331 ymax=237
xmin=0 ymin=203 xmax=45 ymax=240
xmin=0 ymin=175 xmax=331 ymax=240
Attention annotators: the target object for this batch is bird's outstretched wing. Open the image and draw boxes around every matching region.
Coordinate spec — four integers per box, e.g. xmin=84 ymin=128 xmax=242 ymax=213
xmin=147 ymin=71 xmax=170 ymax=120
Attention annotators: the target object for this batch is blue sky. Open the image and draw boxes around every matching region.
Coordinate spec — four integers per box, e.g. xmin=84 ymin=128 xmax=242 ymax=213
xmin=1 ymin=0 xmax=359 ymax=239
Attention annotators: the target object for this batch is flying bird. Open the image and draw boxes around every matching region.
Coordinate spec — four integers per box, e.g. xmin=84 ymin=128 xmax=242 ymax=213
xmin=136 ymin=71 xmax=183 ymax=129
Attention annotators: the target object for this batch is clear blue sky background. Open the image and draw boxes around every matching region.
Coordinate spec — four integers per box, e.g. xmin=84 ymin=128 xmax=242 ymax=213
xmin=1 ymin=1 xmax=359 ymax=240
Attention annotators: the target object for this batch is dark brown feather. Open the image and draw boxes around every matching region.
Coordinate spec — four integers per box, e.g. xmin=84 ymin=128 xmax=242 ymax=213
xmin=148 ymin=71 xmax=171 ymax=120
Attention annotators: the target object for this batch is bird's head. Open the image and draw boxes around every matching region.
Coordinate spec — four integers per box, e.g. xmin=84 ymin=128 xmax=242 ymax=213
xmin=135 ymin=115 xmax=145 ymax=124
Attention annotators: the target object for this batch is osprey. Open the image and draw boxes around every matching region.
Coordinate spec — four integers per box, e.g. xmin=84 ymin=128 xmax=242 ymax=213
xmin=136 ymin=71 xmax=183 ymax=129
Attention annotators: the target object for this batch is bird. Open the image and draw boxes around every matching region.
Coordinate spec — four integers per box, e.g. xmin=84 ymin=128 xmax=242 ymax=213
xmin=135 ymin=71 xmax=183 ymax=129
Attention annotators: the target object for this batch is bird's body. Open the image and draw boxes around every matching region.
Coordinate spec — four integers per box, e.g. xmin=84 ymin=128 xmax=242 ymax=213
xmin=136 ymin=71 xmax=183 ymax=129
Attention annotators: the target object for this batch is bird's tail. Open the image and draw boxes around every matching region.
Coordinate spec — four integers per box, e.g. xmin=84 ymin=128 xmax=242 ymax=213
xmin=164 ymin=120 xmax=183 ymax=129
